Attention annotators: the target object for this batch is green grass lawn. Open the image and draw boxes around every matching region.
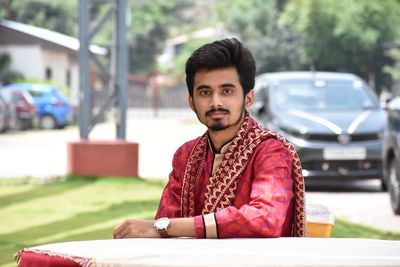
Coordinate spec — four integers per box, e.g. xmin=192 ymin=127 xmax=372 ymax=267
xmin=1 ymin=176 xmax=399 ymax=266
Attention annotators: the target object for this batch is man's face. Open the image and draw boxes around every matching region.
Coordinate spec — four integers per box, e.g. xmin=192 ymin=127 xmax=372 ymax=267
xmin=189 ymin=67 xmax=254 ymax=131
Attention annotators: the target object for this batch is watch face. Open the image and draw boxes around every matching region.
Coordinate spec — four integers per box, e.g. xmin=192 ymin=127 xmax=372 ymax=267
xmin=155 ymin=217 xmax=169 ymax=230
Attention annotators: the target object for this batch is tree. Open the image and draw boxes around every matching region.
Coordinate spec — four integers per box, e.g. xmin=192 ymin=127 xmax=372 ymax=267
xmin=384 ymin=48 xmax=400 ymax=81
xmin=215 ymin=0 xmax=307 ymax=74
xmin=127 ymin=0 xmax=196 ymax=74
xmin=0 ymin=53 xmax=24 ymax=84
xmin=279 ymin=0 xmax=400 ymax=91
xmin=1 ymin=0 xmax=77 ymax=36
xmin=0 ymin=53 xmax=11 ymax=74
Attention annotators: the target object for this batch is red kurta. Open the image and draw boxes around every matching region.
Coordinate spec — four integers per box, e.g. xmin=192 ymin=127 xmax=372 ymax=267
xmin=155 ymin=136 xmax=295 ymax=239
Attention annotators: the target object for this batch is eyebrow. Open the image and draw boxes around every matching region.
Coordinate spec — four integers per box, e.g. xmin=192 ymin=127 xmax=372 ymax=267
xmin=195 ymin=85 xmax=210 ymax=91
xmin=221 ymin=83 xmax=236 ymax=88
xmin=195 ymin=83 xmax=237 ymax=91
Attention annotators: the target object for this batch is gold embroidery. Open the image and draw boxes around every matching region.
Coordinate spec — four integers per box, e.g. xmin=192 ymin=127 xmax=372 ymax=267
xmin=180 ymin=112 xmax=307 ymax=237
xmin=180 ymin=137 xmax=207 ymax=217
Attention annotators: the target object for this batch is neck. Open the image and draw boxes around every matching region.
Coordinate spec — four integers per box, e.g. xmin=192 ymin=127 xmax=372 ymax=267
xmin=208 ymin=116 xmax=244 ymax=152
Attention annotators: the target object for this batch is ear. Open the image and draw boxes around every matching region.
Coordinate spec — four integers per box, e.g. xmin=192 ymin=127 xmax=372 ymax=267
xmin=244 ymin=90 xmax=254 ymax=109
xmin=188 ymin=95 xmax=195 ymax=111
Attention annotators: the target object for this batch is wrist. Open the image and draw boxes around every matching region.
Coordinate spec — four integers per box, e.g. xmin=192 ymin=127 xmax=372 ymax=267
xmin=153 ymin=217 xmax=170 ymax=238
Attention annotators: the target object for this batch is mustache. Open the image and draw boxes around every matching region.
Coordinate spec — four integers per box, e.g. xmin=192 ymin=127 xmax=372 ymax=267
xmin=205 ymin=108 xmax=230 ymax=116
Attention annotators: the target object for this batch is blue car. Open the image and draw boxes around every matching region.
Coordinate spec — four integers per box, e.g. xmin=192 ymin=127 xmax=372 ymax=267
xmin=4 ymin=83 xmax=73 ymax=129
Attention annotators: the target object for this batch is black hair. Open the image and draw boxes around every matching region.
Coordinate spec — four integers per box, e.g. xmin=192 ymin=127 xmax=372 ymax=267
xmin=185 ymin=38 xmax=256 ymax=97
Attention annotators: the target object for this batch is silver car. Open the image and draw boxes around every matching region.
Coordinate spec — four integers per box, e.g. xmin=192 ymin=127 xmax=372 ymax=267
xmin=251 ymin=71 xmax=386 ymax=187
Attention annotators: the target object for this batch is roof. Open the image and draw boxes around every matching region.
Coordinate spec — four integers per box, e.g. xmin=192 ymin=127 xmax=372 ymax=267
xmin=1 ymin=19 xmax=107 ymax=55
xmin=257 ymin=71 xmax=360 ymax=82
xmin=3 ymin=83 xmax=56 ymax=92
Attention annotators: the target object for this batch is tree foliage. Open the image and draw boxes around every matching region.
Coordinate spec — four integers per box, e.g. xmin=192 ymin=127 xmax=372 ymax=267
xmin=3 ymin=0 xmax=400 ymax=91
xmin=0 ymin=53 xmax=11 ymax=74
xmin=384 ymin=49 xmax=400 ymax=81
xmin=215 ymin=0 xmax=307 ymax=74
xmin=167 ymin=37 xmax=213 ymax=77
xmin=127 ymin=0 xmax=194 ymax=74
xmin=279 ymin=0 xmax=400 ymax=83
xmin=0 ymin=52 xmax=24 ymax=84
xmin=215 ymin=0 xmax=400 ymax=91
xmin=1 ymin=0 xmax=77 ymax=36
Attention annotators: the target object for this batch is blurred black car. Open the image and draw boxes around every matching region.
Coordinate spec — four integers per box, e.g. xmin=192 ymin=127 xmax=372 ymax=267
xmin=383 ymin=96 xmax=400 ymax=214
xmin=251 ymin=72 xmax=386 ymax=186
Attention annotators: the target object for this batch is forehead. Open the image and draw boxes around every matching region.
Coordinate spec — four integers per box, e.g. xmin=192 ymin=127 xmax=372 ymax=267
xmin=194 ymin=67 xmax=240 ymax=86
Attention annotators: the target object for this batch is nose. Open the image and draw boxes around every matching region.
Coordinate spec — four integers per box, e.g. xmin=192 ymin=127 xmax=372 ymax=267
xmin=210 ymin=92 xmax=222 ymax=108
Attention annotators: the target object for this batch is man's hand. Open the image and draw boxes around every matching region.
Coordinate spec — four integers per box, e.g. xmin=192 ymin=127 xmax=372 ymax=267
xmin=113 ymin=218 xmax=159 ymax=239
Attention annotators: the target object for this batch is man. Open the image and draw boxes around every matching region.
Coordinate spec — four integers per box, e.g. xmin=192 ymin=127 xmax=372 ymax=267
xmin=114 ymin=38 xmax=306 ymax=239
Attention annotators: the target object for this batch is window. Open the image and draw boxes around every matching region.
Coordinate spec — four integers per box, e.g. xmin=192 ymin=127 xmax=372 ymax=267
xmin=271 ymin=79 xmax=379 ymax=112
xmin=45 ymin=67 xmax=52 ymax=80
xmin=28 ymin=90 xmax=43 ymax=97
xmin=66 ymin=69 xmax=71 ymax=87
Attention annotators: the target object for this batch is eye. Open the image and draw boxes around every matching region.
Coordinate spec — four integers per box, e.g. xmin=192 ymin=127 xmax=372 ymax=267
xmin=199 ymin=90 xmax=210 ymax=96
xmin=223 ymin=88 xmax=233 ymax=94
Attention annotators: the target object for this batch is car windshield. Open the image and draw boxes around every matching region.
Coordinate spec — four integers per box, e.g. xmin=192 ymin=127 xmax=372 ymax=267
xmin=270 ymin=79 xmax=379 ymax=112
xmin=21 ymin=90 xmax=35 ymax=104
xmin=53 ymin=88 xmax=66 ymax=98
xmin=0 ymin=90 xmax=12 ymax=102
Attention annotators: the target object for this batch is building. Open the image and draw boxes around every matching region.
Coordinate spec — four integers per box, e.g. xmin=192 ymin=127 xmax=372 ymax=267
xmin=0 ymin=19 xmax=106 ymax=106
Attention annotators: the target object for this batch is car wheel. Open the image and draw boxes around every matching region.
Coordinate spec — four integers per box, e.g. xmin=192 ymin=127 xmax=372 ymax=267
xmin=26 ymin=119 xmax=33 ymax=129
xmin=388 ymin=158 xmax=400 ymax=215
xmin=40 ymin=115 xmax=57 ymax=129
xmin=21 ymin=119 xmax=30 ymax=130
xmin=380 ymin=177 xmax=388 ymax=192
xmin=15 ymin=118 xmax=25 ymax=131
xmin=0 ymin=113 xmax=5 ymax=132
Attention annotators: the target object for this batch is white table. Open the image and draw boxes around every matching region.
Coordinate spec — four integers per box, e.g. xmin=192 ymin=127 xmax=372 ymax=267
xmin=18 ymin=237 xmax=400 ymax=267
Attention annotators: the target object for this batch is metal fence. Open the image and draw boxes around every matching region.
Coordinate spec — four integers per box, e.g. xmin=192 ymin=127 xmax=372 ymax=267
xmin=92 ymin=78 xmax=190 ymax=118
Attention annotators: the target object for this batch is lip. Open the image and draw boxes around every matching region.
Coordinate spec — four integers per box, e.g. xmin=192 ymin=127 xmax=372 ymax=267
xmin=208 ymin=111 xmax=227 ymax=118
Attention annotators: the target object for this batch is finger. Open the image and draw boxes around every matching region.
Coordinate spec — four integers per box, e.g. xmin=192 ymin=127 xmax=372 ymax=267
xmin=113 ymin=225 xmax=122 ymax=238
xmin=114 ymin=226 xmax=128 ymax=239
xmin=119 ymin=227 xmax=134 ymax=239
xmin=113 ymin=220 xmax=129 ymax=238
xmin=113 ymin=228 xmax=120 ymax=239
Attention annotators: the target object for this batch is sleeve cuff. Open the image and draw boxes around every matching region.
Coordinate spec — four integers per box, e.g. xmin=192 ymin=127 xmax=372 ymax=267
xmin=203 ymin=213 xmax=219 ymax=239
xmin=194 ymin=213 xmax=219 ymax=239
xmin=194 ymin=215 xmax=205 ymax=239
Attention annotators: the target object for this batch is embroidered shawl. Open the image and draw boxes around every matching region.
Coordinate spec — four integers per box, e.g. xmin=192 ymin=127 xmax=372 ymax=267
xmin=180 ymin=112 xmax=307 ymax=237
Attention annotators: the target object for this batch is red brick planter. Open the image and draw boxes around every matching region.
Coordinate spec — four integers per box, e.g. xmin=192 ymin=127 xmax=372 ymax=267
xmin=67 ymin=140 xmax=139 ymax=177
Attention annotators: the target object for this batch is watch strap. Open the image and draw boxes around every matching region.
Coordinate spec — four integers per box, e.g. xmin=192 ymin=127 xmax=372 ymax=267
xmin=157 ymin=228 xmax=169 ymax=238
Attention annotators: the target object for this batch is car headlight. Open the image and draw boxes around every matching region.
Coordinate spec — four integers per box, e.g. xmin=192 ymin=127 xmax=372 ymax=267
xmin=377 ymin=131 xmax=385 ymax=139
xmin=279 ymin=126 xmax=309 ymax=139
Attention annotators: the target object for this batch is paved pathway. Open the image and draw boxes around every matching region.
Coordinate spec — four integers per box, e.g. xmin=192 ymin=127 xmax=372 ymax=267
xmin=0 ymin=108 xmax=399 ymax=233
xmin=0 ymin=109 xmax=204 ymax=179
xmin=306 ymin=180 xmax=400 ymax=233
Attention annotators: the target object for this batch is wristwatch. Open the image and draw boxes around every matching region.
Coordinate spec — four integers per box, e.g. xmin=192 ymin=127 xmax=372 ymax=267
xmin=153 ymin=217 xmax=170 ymax=238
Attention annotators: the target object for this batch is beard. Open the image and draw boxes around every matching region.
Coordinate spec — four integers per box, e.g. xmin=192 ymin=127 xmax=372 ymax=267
xmin=194 ymin=101 xmax=246 ymax=132
xmin=205 ymin=107 xmax=230 ymax=131
xmin=209 ymin=118 xmax=229 ymax=131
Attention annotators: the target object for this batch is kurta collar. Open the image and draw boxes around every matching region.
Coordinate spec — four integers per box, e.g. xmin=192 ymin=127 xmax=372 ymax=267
xmin=207 ymin=133 xmax=234 ymax=154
